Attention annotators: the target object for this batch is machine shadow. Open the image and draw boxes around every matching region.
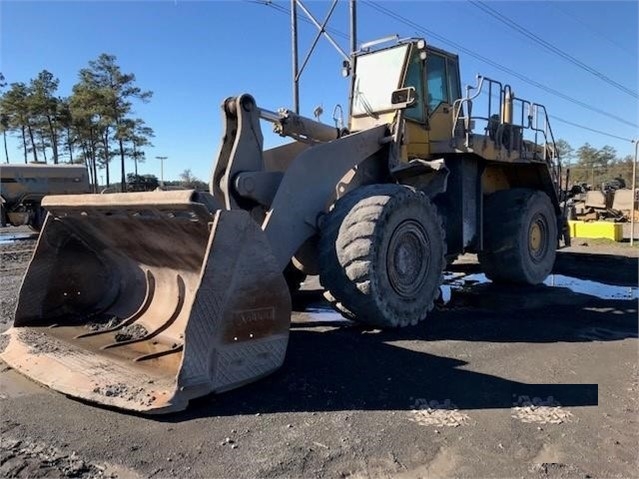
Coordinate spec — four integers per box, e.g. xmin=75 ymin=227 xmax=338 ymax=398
xmin=448 ymin=250 xmax=638 ymax=287
xmin=170 ymin=327 xmax=598 ymax=421
xmin=552 ymin=250 xmax=638 ymax=286
xmin=426 ymin=289 xmax=638 ymax=344
xmin=159 ymin=276 xmax=639 ymax=421
xmin=293 ymin=285 xmax=637 ymax=345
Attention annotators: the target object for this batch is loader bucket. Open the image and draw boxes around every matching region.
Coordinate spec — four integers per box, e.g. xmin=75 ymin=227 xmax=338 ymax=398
xmin=0 ymin=191 xmax=291 ymax=414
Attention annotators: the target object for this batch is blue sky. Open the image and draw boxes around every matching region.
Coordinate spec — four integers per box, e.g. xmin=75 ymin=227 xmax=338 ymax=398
xmin=1 ymin=0 xmax=637 ymax=183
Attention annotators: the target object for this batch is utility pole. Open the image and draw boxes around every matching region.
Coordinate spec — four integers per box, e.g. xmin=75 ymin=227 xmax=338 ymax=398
xmin=291 ymin=0 xmax=299 ymax=114
xmin=155 ymin=156 xmax=167 ymax=188
xmin=289 ymin=0 xmax=355 ymax=115
xmin=631 ymin=140 xmax=638 ymax=246
xmin=348 ymin=0 xmax=357 ymax=118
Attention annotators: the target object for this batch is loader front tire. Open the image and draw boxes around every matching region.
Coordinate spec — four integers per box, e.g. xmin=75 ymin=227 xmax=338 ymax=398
xmin=479 ymin=188 xmax=557 ymax=285
xmin=319 ymin=184 xmax=445 ymax=328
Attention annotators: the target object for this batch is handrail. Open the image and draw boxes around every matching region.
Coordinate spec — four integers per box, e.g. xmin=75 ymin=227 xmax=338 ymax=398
xmin=451 ymin=74 xmax=562 ymax=195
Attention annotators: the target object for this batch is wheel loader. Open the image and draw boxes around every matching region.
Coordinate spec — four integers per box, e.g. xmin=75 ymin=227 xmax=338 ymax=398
xmin=0 ymin=37 xmax=565 ymax=413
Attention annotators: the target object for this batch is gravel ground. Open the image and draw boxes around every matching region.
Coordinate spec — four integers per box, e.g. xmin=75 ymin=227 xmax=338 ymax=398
xmin=0 ymin=436 xmax=117 ymax=478
xmin=0 ymin=229 xmax=36 ymax=334
xmin=0 ymin=225 xmax=637 ymax=478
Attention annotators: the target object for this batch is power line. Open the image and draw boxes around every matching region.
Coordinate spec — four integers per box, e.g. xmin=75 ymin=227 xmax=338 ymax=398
xmin=478 ymin=88 xmax=634 ymax=143
xmin=548 ymin=3 xmax=635 ymax=57
xmin=362 ymin=1 xmax=638 ymax=129
xmin=548 ymin=116 xmax=634 ymax=143
xmin=469 ymin=1 xmax=637 ymax=99
xmin=251 ymin=0 xmax=638 ymax=141
xmin=246 ymin=0 xmax=350 ymax=41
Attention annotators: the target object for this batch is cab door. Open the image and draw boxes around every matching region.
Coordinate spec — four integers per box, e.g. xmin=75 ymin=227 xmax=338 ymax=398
xmin=425 ymin=49 xmax=462 ymax=148
xmin=402 ymin=46 xmax=462 ymax=159
xmin=402 ymin=47 xmax=429 ymax=160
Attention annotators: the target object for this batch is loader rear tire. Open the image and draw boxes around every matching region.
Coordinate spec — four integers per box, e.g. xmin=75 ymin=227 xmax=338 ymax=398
xmin=479 ymin=188 xmax=557 ymax=285
xmin=319 ymin=184 xmax=445 ymax=328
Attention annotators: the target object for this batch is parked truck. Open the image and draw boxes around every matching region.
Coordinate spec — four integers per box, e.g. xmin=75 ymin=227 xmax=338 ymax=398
xmin=0 ymin=163 xmax=91 ymax=231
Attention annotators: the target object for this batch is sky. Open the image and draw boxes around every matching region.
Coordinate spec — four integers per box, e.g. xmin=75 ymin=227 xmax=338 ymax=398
xmin=1 ymin=0 xmax=638 ymax=183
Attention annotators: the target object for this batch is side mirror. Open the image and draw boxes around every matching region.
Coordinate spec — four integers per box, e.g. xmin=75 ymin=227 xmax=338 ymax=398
xmin=390 ymin=87 xmax=417 ymax=110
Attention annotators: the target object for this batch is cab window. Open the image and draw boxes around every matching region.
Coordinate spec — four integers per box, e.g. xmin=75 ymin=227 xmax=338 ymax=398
xmin=426 ymin=54 xmax=448 ymax=112
xmin=403 ymin=51 xmax=425 ymax=122
xmin=447 ymin=57 xmax=461 ymax=103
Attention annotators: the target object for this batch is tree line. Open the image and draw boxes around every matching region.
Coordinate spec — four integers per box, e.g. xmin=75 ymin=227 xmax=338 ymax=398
xmin=555 ymin=139 xmax=635 ymax=190
xmin=121 ymin=169 xmax=207 ymax=193
xmin=0 ymin=54 xmax=154 ymax=191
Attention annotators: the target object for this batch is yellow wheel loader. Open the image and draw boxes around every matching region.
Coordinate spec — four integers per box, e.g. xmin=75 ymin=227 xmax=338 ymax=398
xmin=0 ymin=37 xmax=566 ymax=413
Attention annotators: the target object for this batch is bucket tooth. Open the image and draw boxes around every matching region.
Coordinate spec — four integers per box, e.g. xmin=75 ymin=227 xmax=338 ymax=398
xmin=0 ymin=191 xmax=291 ymax=413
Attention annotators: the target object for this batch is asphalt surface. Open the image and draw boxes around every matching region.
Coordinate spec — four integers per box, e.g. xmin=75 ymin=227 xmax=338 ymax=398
xmin=0 ymin=226 xmax=637 ymax=478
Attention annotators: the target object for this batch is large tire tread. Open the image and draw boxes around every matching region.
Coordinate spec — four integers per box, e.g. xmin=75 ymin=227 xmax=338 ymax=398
xmin=319 ymin=184 xmax=446 ymax=328
xmin=479 ymin=188 xmax=557 ymax=285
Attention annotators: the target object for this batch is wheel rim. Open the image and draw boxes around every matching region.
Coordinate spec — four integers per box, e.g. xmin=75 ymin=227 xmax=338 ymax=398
xmin=528 ymin=213 xmax=548 ymax=263
xmin=386 ymin=220 xmax=430 ymax=297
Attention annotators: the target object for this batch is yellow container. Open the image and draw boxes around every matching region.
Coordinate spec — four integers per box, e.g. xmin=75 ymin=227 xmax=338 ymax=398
xmin=568 ymin=220 xmax=623 ymax=241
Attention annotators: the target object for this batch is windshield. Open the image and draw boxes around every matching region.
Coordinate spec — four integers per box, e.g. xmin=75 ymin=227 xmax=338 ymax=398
xmin=352 ymin=44 xmax=409 ymax=116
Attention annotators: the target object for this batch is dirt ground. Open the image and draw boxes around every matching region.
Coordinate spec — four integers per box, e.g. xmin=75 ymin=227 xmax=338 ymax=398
xmin=0 ymin=226 xmax=637 ymax=478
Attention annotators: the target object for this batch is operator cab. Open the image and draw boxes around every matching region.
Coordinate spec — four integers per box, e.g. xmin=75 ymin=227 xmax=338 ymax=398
xmin=349 ymin=37 xmax=462 ymax=158
xmin=349 ymin=36 xmax=559 ymax=170
xmin=403 ymin=43 xmax=461 ymax=124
